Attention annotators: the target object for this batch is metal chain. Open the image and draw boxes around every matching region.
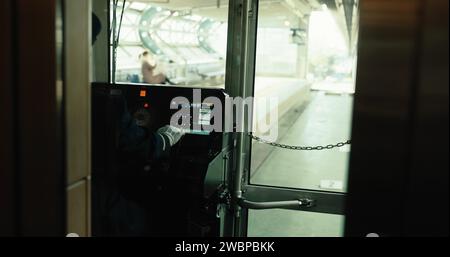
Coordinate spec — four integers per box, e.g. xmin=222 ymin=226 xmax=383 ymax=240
xmin=248 ymin=133 xmax=351 ymax=151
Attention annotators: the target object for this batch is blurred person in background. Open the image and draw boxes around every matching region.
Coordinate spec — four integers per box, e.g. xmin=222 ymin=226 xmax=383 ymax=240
xmin=139 ymin=50 xmax=169 ymax=84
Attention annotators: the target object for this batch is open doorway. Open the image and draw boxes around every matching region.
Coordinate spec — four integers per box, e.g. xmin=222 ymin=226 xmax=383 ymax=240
xmin=247 ymin=0 xmax=359 ymax=237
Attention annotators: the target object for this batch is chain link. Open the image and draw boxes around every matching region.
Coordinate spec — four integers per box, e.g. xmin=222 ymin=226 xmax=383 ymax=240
xmin=248 ymin=133 xmax=351 ymax=151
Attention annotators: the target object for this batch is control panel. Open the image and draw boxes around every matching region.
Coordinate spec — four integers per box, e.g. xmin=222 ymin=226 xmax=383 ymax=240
xmin=92 ymin=83 xmax=228 ymax=237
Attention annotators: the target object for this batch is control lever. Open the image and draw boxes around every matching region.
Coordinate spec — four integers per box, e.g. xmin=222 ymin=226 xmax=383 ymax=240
xmin=238 ymin=198 xmax=315 ymax=210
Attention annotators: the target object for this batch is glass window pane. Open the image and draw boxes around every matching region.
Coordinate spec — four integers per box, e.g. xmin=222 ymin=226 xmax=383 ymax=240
xmin=249 ymin=2 xmax=358 ymax=193
xmin=248 ymin=209 xmax=345 ymax=237
xmin=110 ymin=1 xmax=228 ymax=88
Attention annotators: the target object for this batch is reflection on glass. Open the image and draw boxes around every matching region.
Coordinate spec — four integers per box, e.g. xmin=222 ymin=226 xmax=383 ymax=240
xmin=110 ymin=0 xmax=229 ymax=88
xmin=250 ymin=2 xmax=358 ymax=193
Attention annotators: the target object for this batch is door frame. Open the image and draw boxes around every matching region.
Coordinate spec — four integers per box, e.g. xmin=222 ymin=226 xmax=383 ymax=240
xmin=0 ymin=0 xmax=66 ymax=236
xmin=0 ymin=0 xmax=15 ymax=236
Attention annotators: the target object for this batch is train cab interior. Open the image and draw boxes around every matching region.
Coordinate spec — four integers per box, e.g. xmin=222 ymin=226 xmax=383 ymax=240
xmin=94 ymin=0 xmax=359 ymax=237
xmin=0 ymin=0 xmax=448 ymax=238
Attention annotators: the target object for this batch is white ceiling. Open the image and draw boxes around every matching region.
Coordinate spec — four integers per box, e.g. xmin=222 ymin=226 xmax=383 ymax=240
xmin=128 ymin=0 xmax=312 ymax=28
xmin=129 ymin=0 xmax=230 ymax=10
xmin=124 ymin=0 xmax=354 ymax=46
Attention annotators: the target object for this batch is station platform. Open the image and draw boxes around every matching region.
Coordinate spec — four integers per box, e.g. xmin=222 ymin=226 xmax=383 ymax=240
xmin=248 ymin=85 xmax=354 ymax=237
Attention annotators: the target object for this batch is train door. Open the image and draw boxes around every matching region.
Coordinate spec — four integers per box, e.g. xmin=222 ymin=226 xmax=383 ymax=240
xmin=224 ymin=0 xmax=358 ymax=236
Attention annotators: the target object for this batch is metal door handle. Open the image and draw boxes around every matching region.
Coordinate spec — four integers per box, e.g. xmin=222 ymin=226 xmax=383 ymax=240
xmin=238 ymin=198 xmax=315 ymax=210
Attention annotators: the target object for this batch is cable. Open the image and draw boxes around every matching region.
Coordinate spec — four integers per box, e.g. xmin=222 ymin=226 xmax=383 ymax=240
xmin=115 ymin=0 xmax=126 ymax=47
xmin=111 ymin=0 xmax=126 ymax=83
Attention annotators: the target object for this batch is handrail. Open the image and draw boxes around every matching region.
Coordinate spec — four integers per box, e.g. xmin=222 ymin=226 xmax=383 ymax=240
xmin=238 ymin=198 xmax=315 ymax=210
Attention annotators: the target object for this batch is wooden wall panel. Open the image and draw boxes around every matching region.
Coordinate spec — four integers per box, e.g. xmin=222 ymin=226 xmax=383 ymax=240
xmin=65 ymin=0 xmax=92 ymax=185
xmin=65 ymin=0 xmax=92 ymax=236
xmin=16 ymin=0 xmax=65 ymax=236
xmin=403 ymin=0 xmax=449 ymax=236
xmin=346 ymin=0 xmax=449 ymax=236
xmin=67 ymin=180 xmax=88 ymax=236
xmin=0 ymin=0 xmax=15 ymax=236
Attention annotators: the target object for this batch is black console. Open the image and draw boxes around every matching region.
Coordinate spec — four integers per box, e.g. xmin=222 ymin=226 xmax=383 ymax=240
xmin=92 ymin=83 xmax=228 ymax=236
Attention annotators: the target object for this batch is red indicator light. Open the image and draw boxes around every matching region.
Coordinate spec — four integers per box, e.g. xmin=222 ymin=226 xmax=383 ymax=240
xmin=144 ymin=103 xmax=149 ymax=109
xmin=140 ymin=90 xmax=146 ymax=97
